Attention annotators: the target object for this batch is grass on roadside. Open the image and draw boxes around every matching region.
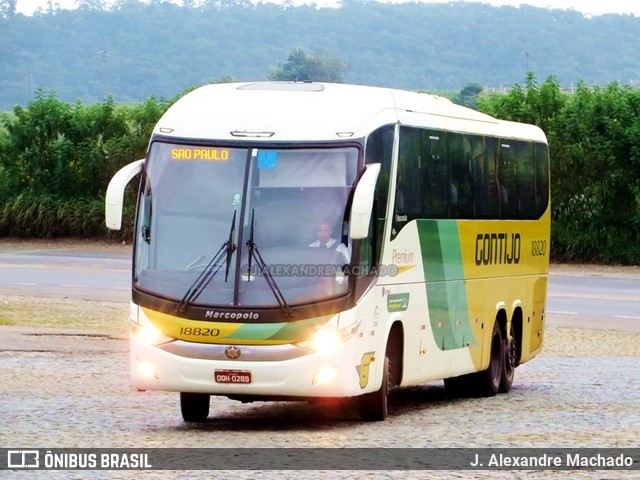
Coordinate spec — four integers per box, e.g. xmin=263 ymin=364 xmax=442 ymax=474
xmin=0 ymin=295 xmax=129 ymax=335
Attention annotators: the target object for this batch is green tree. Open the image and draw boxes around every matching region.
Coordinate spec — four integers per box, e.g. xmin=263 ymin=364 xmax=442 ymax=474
xmin=77 ymin=0 xmax=109 ymax=11
xmin=551 ymin=82 xmax=640 ymax=263
xmin=0 ymin=90 xmax=73 ymax=197
xmin=0 ymin=0 xmax=16 ymax=18
xmin=123 ymin=94 xmax=175 ymax=160
xmin=0 ymin=90 xmax=174 ymax=238
xmin=268 ymin=47 xmax=350 ymax=83
xmin=454 ymin=82 xmax=483 ymax=109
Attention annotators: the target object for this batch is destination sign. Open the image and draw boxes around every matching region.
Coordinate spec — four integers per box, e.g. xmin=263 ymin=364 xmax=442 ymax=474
xmin=171 ymin=147 xmax=229 ymax=161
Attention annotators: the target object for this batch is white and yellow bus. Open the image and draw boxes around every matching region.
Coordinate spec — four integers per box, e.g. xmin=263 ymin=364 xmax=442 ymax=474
xmin=106 ymin=82 xmax=550 ymax=422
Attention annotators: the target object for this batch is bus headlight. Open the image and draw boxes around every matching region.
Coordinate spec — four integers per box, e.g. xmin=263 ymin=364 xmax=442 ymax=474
xmin=132 ymin=322 xmax=174 ymax=346
xmin=306 ymin=328 xmax=343 ymax=353
xmin=296 ymin=320 xmax=360 ymax=354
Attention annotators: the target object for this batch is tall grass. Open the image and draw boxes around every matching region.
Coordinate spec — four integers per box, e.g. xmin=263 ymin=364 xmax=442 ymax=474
xmin=0 ymin=192 xmax=134 ymax=240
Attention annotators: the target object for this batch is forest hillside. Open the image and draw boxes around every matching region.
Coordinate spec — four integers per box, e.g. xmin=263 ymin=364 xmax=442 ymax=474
xmin=2 ymin=0 xmax=639 ymax=109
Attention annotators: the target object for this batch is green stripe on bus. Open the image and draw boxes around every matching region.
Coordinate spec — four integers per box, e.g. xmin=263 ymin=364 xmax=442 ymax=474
xmin=418 ymin=220 xmax=476 ymax=350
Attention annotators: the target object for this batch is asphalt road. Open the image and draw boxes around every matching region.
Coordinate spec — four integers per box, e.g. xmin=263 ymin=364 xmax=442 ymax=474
xmin=547 ymin=274 xmax=640 ymax=325
xmin=0 ymin=244 xmax=131 ymax=302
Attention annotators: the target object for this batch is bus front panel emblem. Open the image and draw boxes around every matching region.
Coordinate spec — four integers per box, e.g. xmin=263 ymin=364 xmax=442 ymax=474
xmin=224 ymin=346 xmax=241 ymax=359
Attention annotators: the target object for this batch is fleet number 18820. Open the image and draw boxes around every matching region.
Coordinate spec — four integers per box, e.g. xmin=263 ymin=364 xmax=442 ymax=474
xmin=531 ymin=240 xmax=547 ymax=257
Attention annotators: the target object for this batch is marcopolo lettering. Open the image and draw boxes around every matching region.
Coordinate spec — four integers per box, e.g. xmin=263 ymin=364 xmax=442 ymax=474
xmin=205 ymin=311 xmax=260 ymax=320
xmin=475 ymin=233 xmax=521 ymax=266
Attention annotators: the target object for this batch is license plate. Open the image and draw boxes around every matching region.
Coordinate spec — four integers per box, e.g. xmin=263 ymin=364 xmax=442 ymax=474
xmin=214 ymin=370 xmax=252 ymax=384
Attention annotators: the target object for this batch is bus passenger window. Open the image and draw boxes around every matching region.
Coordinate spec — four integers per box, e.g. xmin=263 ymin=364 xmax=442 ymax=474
xmin=516 ymin=141 xmax=536 ymax=219
xmin=450 ymin=133 xmax=474 ymax=218
xmin=535 ymin=143 xmax=550 ymax=217
xmin=498 ymin=143 xmax=517 ymax=218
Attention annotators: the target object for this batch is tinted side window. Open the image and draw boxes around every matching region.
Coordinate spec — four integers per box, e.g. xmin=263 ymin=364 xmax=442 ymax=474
xmin=535 ymin=143 xmax=550 ymax=217
xmin=450 ymin=134 xmax=474 ymax=218
xmin=516 ymin=141 xmax=536 ymax=219
xmin=394 ymin=127 xmax=549 ymax=223
xmin=471 ymin=136 xmax=499 ymax=219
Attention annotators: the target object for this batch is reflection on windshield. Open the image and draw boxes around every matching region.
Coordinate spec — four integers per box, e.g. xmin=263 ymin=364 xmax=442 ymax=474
xmin=245 ymin=209 xmax=291 ymax=316
xmin=176 ymin=211 xmax=237 ymax=313
xmin=134 ymin=143 xmax=359 ymax=309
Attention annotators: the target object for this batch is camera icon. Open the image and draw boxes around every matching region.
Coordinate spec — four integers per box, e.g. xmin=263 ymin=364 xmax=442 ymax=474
xmin=7 ymin=450 xmax=39 ymax=468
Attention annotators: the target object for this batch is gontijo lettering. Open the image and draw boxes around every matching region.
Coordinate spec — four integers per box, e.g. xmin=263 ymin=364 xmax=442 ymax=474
xmin=171 ymin=147 xmax=229 ymax=161
xmin=475 ymin=232 xmax=521 ymax=266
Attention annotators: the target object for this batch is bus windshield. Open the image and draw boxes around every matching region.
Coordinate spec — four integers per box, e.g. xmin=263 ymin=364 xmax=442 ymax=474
xmin=134 ymin=142 xmax=359 ymax=310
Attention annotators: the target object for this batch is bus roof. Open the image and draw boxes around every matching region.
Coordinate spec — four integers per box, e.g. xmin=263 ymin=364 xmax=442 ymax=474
xmin=153 ymin=82 xmax=547 ymax=144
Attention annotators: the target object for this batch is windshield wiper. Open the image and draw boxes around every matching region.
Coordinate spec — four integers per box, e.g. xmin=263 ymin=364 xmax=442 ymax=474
xmin=246 ymin=209 xmax=291 ymax=316
xmin=177 ymin=211 xmax=237 ymax=313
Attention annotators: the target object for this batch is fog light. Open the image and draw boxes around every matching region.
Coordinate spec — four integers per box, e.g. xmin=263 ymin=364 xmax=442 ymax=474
xmin=313 ymin=366 xmax=337 ymax=385
xmin=138 ymin=360 xmax=158 ymax=379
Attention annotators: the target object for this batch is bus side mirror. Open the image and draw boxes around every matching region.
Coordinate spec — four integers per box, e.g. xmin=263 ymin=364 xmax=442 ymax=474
xmin=349 ymin=163 xmax=381 ymax=240
xmin=105 ymin=159 xmax=144 ymax=230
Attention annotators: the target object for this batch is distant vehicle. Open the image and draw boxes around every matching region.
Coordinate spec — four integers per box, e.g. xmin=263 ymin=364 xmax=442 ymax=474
xmin=106 ymin=81 xmax=550 ymax=422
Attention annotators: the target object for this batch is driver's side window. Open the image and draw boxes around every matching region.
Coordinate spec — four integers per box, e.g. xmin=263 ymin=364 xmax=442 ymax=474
xmin=359 ymin=125 xmax=394 ymax=277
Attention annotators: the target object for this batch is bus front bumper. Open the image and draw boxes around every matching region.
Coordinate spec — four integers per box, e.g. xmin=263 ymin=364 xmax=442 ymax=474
xmin=130 ymin=335 xmax=378 ymax=399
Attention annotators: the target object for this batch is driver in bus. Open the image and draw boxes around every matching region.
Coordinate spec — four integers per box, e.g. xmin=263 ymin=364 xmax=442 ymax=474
xmin=308 ymin=220 xmax=351 ymax=263
xmin=308 ymin=220 xmax=350 ymax=286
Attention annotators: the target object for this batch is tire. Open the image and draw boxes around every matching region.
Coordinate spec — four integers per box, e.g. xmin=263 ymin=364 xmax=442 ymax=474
xmin=445 ymin=321 xmax=504 ymax=398
xmin=477 ymin=321 xmax=504 ymax=397
xmin=180 ymin=392 xmax=210 ymax=422
xmin=476 ymin=321 xmax=504 ymax=397
xmin=444 ymin=321 xmax=504 ymax=397
xmin=499 ymin=322 xmax=516 ymax=393
xmin=358 ymin=356 xmax=390 ymax=421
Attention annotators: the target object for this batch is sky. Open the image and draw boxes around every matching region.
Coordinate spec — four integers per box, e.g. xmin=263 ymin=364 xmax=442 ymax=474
xmin=14 ymin=0 xmax=640 ymax=17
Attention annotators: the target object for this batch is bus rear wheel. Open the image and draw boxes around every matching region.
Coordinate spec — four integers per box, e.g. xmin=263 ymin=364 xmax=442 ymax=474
xmin=500 ymin=322 xmax=516 ymax=393
xmin=180 ymin=392 xmax=210 ymax=422
xmin=358 ymin=355 xmax=390 ymax=421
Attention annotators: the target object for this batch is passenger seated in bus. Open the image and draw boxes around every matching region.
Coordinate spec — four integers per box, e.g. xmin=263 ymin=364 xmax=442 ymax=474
xmin=308 ymin=220 xmax=350 ymax=263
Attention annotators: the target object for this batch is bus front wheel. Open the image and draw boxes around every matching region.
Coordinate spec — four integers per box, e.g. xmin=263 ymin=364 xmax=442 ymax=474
xmin=358 ymin=355 xmax=390 ymax=421
xmin=180 ymin=392 xmax=210 ymax=422
xmin=444 ymin=320 xmax=505 ymax=397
